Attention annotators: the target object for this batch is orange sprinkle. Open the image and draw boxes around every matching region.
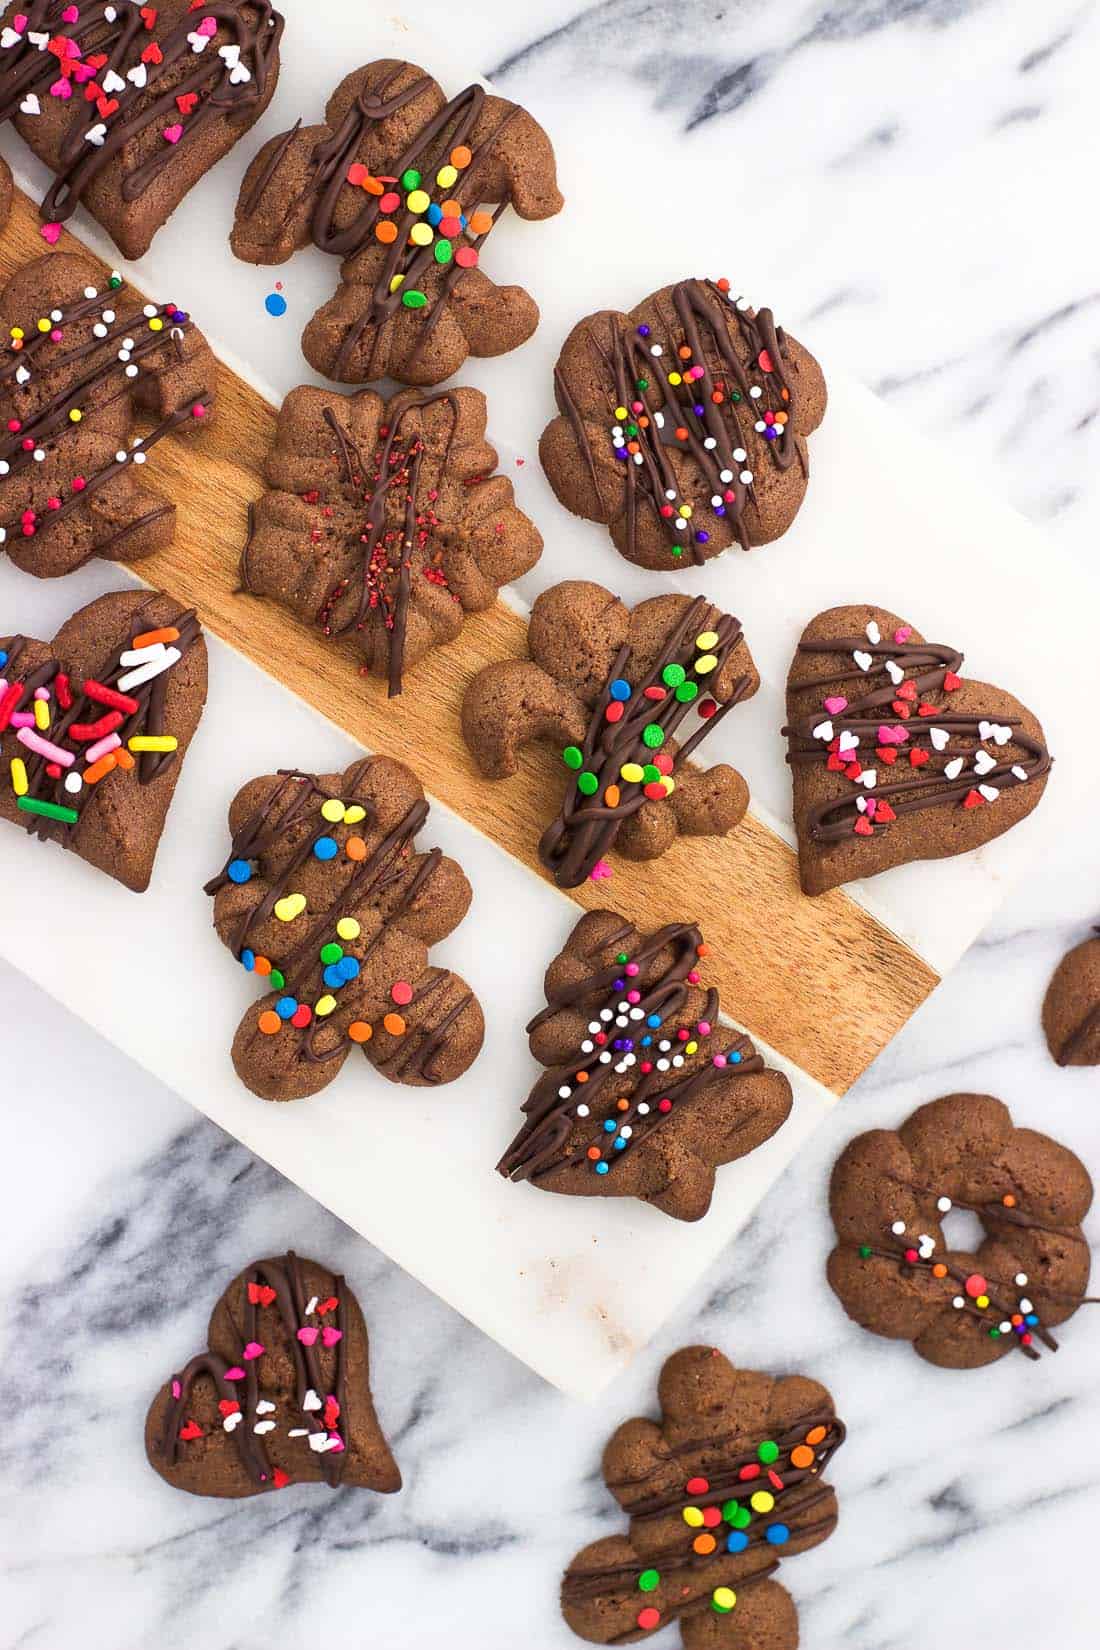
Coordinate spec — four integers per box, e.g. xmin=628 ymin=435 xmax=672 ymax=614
xmin=932 ymin=1262 xmax=948 ymax=1278
xmin=692 ymin=1534 xmax=716 ymax=1555
xmin=347 ymin=1021 xmax=373 ymax=1044
xmin=361 ymin=174 xmax=384 ymax=195
xmin=697 ymin=943 xmax=709 ymax=957
xmin=468 ymin=209 xmax=493 ymax=236
xmin=626 ymin=441 xmax=639 ymax=455
xmin=675 ymin=426 xmax=689 ymax=441
xmin=114 ymin=748 xmax=135 ymax=771
xmin=605 ymin=784 xmax=621 ymax=808
xmin=83 ymin=752 xmax=118 ymax=784
xmin=775 ymin=410 xmax=788 ymax=425
xmin=131 ymin=625 xmax=180 ymax=649
xmin=450 ymin=145 xmax=472 ymax=169
xmin=575 ymin=1070 xmax=588 ymax=1083
xmin=617 ymin=1098 xmax=629 ymax=1112
xmin=254 ymin=955 xmax=272 ymax=977
xmin=587 ymin=1146 xmax=601 ymax=1161
xmin=440 ymin=198 xmax=463 ymax=217
xmin=790 ymin=1445 xmax=814 ymax=1470
xmin=383 ymin=1012 xmax=406 ymax=1036
xmin=805 ymin=1426 xmax=827 ymax=1447
xmin=711 ymin=391 xmax=724 ymax=404
xmin=10 ymin=337 xmax=22 ymax=351
xmin=258 ymin=1010 xmax=281 ymax=1035
xmin=638 ymin=416 xmax=650 ymax=429
xmin=346 ymin=836 xmax=366 ymax=861
xmin=781 ymin=387 xmax=790 ymax=401
xmin=375 ymin=221 xmax=398 ymax=244
xmin=1003 ymin=1194 xmax=1017 ymax=1208
xmin=678 ymin=345 xmax=692 ymax=360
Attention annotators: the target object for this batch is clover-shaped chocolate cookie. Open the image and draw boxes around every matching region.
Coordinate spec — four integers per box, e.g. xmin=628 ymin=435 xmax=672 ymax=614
xmin=499 ymin=909 xmax=792 ymax=1222
xmin=0 ymin=250 xmax=215 ymax=578
xmin=562 ymin=1346 xmax=844 ymax=1647
xmin=205 ymin=754 xmax=485 ymax=1101
xmin=241 ymin=382 xmax=543 ymax=696
xmin=1 ymin=586 xmax=206 ymax=889
xmin=784 ymin=604 xmax=1051 ymax=896
xmin=462 ymin=580 xmax=759 ymax=888
xmin=540 ymin=277 xmax=826 ymax=572
xmin=145 ymin=1251 xmax=400 ymax=1500
xmin=231 ymin=59 xmax=563 ymax=386
xmin=0 ymin=0 xmax=284 ymax=258
xmin=828 ymin=1093 xmax=1094 ymax=1369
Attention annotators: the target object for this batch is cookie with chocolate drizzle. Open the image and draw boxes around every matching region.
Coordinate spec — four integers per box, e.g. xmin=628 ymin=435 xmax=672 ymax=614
xmin=145 ymin=1251 xmax=401 ymax=1500
xmin=231 ymin=59 xmax=563 ymax=387
xmin=240 ymin=381 xmax=542 ymax=697
xmin=0 ymin=587 xmax=206 ymax=889
xmin=0 ymin=251 xmax=215 ymax=577
xmin=462 ymin=580 xmax=759 ymax=889
xmin=0 ymin=153 xmax=11 ymax=233
xmin=561 ymin=1346 xmax=844 ymax=1647
xmin=205 ymin=754 xmax=485 ymax=1102
xmin=784 ymin=603 xmax=1051 ymax=896
xmin=499 ymin=909 xmax=792 ymax=1222
xmin=828 ymin=1093 xmax=1096 ymax=1369
xmin=541 ymin=276 xmax=826 ymax=572
xmin=1043 ymin=930 xmax=1100 ymax=1067
xmin=0 ymin=0 xmax=284 ymax=259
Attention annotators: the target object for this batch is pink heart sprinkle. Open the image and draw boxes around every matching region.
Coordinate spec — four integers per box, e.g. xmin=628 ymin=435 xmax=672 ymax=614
xmin=877 ymin=724 xmax=909 ymax=746
xmin=296 ymin=1326 xmax=319 ymax=1346
xmin=171 ymin=1379 xmax=181 ymax=1399
xmin=823 ymin=695 xmax=848 ymax=715
xmin=40 ymin=222 xmax=62 ymax=244
xmin=321 ymin=1326 xmax=343 ymax=1348
xmin=327 ymin=1433 xmax=345 ymax=1452
xmin=894 ymin=626 xmax=912 ymax=644
xmin=589 ymin=859 xmax=612 ymax=882
xmin=243 ymin=1341 xmax=265 ymax=1360
xmin=163 ymin=123 xmax=183 ymax=144
xmin=49 ymin=78 xmax=72 ymax=98
xmin=223 ymin=1366 xmax=246 ymax=1381
xmin=61 ymin=3 xmax=79 ymax=18
xmin=13 ymin=14 xmax=27 ymax=31
xmin=72 ymin=61 xmax=95 ymax=81
xmin=198 ymin=15 xmax=217 ymax=34
xmin=865 ymin=799 xmax=878 ymax=818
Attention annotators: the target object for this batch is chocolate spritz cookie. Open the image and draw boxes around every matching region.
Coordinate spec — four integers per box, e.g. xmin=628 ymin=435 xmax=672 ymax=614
xmin=540 ymin=276 xmax=826 ymax=572
xmin=231 ymin=59 xmax=563 ymax=386
xmin=561 ymin=1346 xmax=844 ymax=1647
xmin=0 ymin=251 xmax=215 ymax=577
xmin=828 ymin=1093 xmax=1095 ymax=1368
xmin=241 ymin=382 xmax=542 ymax=697
xmin=0 ymin=152 xmax=11 ymax=231
xmin=146 ymin=1251 xmax=401 ymax=1500
xmin=0 ymin=0 xmax=284 ymax=258
xmin=205 ymin=755 xmax=485 ymax=1102
xmin=1043 ymin=930 xmax=1100 ymax=1067
xmin=462 ymin=580 xmax=759 ymax=888
xmin=1 ymin=587 xmax=205 ymax=889
xmin=498 ymin=910 xmax=792 ymax=1222
xmin=784 ymin=604 xmax=1051 ymax=896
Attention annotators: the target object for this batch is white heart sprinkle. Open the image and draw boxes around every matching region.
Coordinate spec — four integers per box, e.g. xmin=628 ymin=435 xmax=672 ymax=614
xmin=228 ymin=60 xmax=251 ymax=83
xmin=853 ymin=650 xmax=873 ymax=672
xmin=860 ymin=769 xmax=877 ymax=789
xmin=85 ymin=122 xmax=107 ymax=146
xmin=253 ymin=1419 xmax=276 ymax=1435
xmin=187 ymin=30 xmax=210 ymax=51
xmin=126 ymin=62 xmax=147 ymax=88
xmin=103 ymin=69 xmax=125 ymax=93
xmin=885 ymin=659 xmax=904 ymax=685
xmin=255 ymin=1399 xmax=275 ymax=1415
xmin=978 ymin=784 xmax=1000 ymax=803
xmin=1 ymin=27 xmax=23 ymax=48
xmin=812 ymin=720 xmax=833 ymax=742
xmin=219 ymin=42 xmax=242 ymax=64
xmin=866 ymin=621 xmax=881 ymax=644
xmin=929 ymin=727 xmax=949 ymax=752
xmin=27 ymin=30 xmax=48 ymax=48
xmin=308 ymin=1431 xmax=331 ymax=1453
xmin=838 ymin=731 xmax=860 ymax=753
xmin=1011 ymin=765 xmax=1029 ymax=781
xmin=104 ymin=4 xmax=116 ymax=18
xmin=223 ymin=1411 xmax=243 ymax=1432
xmin=973 ymin=749 xmax=997 ymax=776
xmin=302 ymin=1389 xmax=322 ymax=1412
xmin=943 ymin=757 xmax=965 ymax=781
xmin=19 ymin=92 xmax=40 ymax=116
xmin=856 ymin=796 xmax=867 ymax=814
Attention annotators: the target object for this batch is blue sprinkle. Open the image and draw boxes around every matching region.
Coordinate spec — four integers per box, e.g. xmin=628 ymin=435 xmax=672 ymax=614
xmin=766 ymin=1524 xmax=790 ymax=1546
xmin=613 ymin=447 xmax=629 ymax=460
xmin=594 ymin=1161 xmax=609 ymax=1175
xmin=613 ymin=1137 xmax=627 ymax=1150
xmin=730 ymin=1050 xmax=742 ymax=1063
xmin=0 ymin=650 xmax=7 ymax=669
xmin=764 ymin=426 xmax=778 ymax=440
xmin=337 ymin=956 xmax=360 ymax=983
xmin=313 ymin=836 xmax=338 ymax=861
xmin=227 ymin=857 xmax=252 ymax=884
xmin=323 ymin=965 xmax=344 ymax=990
xmin=1026 ymin=1313 xmax=1039 ymax=1325
xmin=264 ymin=291 xmax=288 ymax=317
xmin=459 ymin=214 xmax=467 ymax=229
xmin=426 ymin=203 xmax=442 ymax=226
xmin=276 ymin=997 xmax=297 ymax=1020
xmin=603 ymin=1119 xmax=617 ymax=1133
xmin=726 ymin=1531 xmax=749 ymax=1554
xmin=640 ymin=1035 xmax=652 ymax=1047
xmin=240 ymin=949 xmax=255 ymax=971
xmin=646 ymin=1013 xmax=661 ymax=1028
xmin=609 ymin=678 xmax=632 ymax=701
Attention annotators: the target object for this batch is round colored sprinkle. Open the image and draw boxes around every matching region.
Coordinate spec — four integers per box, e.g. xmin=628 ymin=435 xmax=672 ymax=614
xmin=320 ymin=943 xmax=343 ymax=966
xmin=609 ymin=679 xmax=632 ymax=701
xmin=696 ymin=630 xmax=719 ymax=650
xmin=766 ymin=1523 xmax=790 ymax=1545
xmin=758 ymin=1440 xmax=779 ymax=1464
xmin=276 ymin=997 xmax=297 ymax=1020
xmin=675 ymin=681 xmax=699 ymax=703
xmin=750 ymin=1491 xmax=775 ymax=1514
xmin=662 ymin=663 xmax=686 ymax=688
xmin=450 ymin=145 xmax=472 ymax=168
xmin=695 ymin=653 xmax=719 ymax=675
xmin=391 ymin=981 xmax=414 ymax=1006
xmin=637 ymin=1609 xmax=661 ymax=1632
xmin=686 ymin=1476 xmax=709 ymax=1495
xmin=693 ymin=1534 xmax=716 ymax=1555
xmin=258 ymin=1010 xmax=280 ymax=1035
xmin=637 ymin=1570 xmax=660 ymax=1593
xmin=641 ymin=724 xmax=664 ymax=749
xmin=806 ymin=1426 xmax=827 ymax=1446
xmin=264 ymin=292 xmax=287 ymax=317
xmin=347 ymin=1021 xmax=373 ymax=1044
xmin=682 ymin=1506 xmax=704 ymax=1528
xmin=790 ymin=1445 xmax=814 ymax=1470
xmin=336 ymin=917 xmax=361 ymax=941
xmin=402 ymin=290 xmax=428 ymax=310
xmin=315 ymin=995 xmax=337 ymax=1018
xmin=577 ymin=771 xmax=599 ymax=796
xmin=383 ymin=1012 xmax=406 ymax=1036
xmin=726 ymin=1529 xmax=749 ymax=1553
xmin=227 ymin=858 xmax=252 ymax=884
xmin=314 ymin=836 xmax=338 ymax=861
xmin=620 ymin=762 xmax=645 ymax=784
xmin=346 ymin=836 xmax=367 ymax=861
xmin=562 ymin=745 xmax=583 ymax=769
xmin=321 ymin=798 xmax=345 ymax=823
xmin=711 ymin=1587 xmax=736 ymax=1615
xmin=400 ymin=169 xmax=421 ymax=190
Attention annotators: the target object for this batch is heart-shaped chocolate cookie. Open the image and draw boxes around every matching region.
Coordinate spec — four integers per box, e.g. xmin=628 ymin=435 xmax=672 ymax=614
xmin=0 ymin=587 xmax=206 ymax=890
xmin=784 ymin=604 xmax=1051 ymax=896
xmin=145 ymin=1252 xmax=401 ymax=1499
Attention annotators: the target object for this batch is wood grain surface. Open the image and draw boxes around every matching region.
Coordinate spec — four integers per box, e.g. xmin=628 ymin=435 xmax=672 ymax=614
xmin=0 ymin=187 xmax=939 ymax=1093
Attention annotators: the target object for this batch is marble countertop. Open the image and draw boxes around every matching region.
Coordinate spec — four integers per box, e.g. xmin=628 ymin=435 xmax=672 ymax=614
xmin=2 ymin=1 xmax=1099 ymax=1646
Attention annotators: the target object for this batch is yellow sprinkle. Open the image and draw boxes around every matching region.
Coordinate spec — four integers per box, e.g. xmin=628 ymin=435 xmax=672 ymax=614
xmin=406 ymin=188 xmax=430 ymax=214
xmin=148 ymin=317 xmax=164 ymax=332
xmin=695 ymin=654 xmax=719 ymax=675
xmin=712 ymin=1588 xmax=737 ymax=1612
xmin=661 ymin=776 xmax=675 ymax=797
xmin=321 ymin=798 xmax=345 ymax=823
xmin=410 ymin=222 xmax=433 ymax=247
xmin=620 ymin=762 xmax=645 ymax=784
xmin=37 ymin=317 xmax=50 ymax=333
xmin=668 ymin=371 xmax=682 ymax=386
xmin=976 ymin=1294 xmax=990 ymax=1310
xmin=10 ymin=327 xmax=23 ymax=341
xmin=695 ymin=630 xmax=719 ymax=650
xmin=389 ymin=274 xmax=405 ymax=293
xmin=69 ymin=408 xmax=83 ymax=423
xmin=33 ymin=698 xmax=49 ymax=731
xmin=127 ymin=734 xmax=177 ymax=753
xmin=343 ymin=804 xmax=366 ymax=824
xmin=682 ymin=1506 xmax=704 ymax=1528
xmin=10 ymin=757 xmax=27 ymax=796
xmin=336 ymin=917 xmax=361 ymax=941
xmin=436 ymin=163 xmax=458 ymax=189
xmin=750 ymin=1491 xmax=775 ymax=1514
xmin=614 ymin=406 xmax=627 ymax=421
xmin=685 ymin=1040 xmax=697 ymax=1055
xmin=316 ymin=994 xmax=337 ymax=1018
xmin=678 ymin=504 xmax=693 ymax=518
xmin=274 ymin=892 xmax=307 ymax=922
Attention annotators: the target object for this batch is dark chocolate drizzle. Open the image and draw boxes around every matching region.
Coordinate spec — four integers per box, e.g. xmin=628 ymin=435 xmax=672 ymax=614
xmin=156 ymin=1251 xmax=350 ymax=1490
xmin=539 ymin=595 xmax=751 ymax=887
xmin=0 ymin=0 xmax=283 ymax=230
xmin=784 ymin=629 xmax=1052 ymax=843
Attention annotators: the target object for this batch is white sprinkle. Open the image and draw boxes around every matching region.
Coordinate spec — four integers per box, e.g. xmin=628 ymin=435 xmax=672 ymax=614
xmin=891 ymin=1220 xmax=906 ymax=1235
xmin=885 ymin=660 xmax=904 ymax=686
xmin=64 ymin=772 xmax=83 ymax=794
xmin=1012 ymin=765 xmax=1029 ymax=782
xmin=557 ymin=1085 xmax=571 ymax=1099
xmin=575 ymin=1104 xmax=590 ymax=1118
xmin=973 ymin=749 xmax=997 ymax=776
xmin=1019 ymin=1298 xmax=1033 ymax=1314
xmin=929 ymin=728 xmax=950 ymax=752
xmin=853 ymin=650 xmax=873 ymax=672
xmin=637 ymin=1103 xmax=650 ymax=1115
xmin=116 ymin=646 xmax=181 ymax=693
xmin=223 ymin=1411 xmax=243 ymax=1432
xmin=739 ymin=469 xmax=753 ymax=485
xmin=256 ymin=1399 xmax=276 ymax=1415
xmin=944 ymin=757 xmax=965 ymax=781
xmin=978 ymin=784 xmax=1000 ymax=803
xmin=1015 ymin=1272 xmax=1028 ymax=1286
xmin=302 ymin=1389 xmax=322 ymax=1411
xmin=253 ymin=1419 xmax=276 ymax=1435
xmin=866 ymin=621 xmax=881 ymax=644
xmin=937 ymin=1196 xmax=952 ymax=1213
xmin=749 ymin=386 xmax=762 ymax=399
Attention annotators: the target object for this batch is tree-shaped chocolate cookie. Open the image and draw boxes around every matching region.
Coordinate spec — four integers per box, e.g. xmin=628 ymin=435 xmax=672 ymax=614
xmin=1 ymin=587 xmax=206 ymax=889
xmin=205 ymin=755 xmax=485 ymax=1102
xmin=499 ymin=910 xmax=792 ymax=1222
xmin=0 ymin=0 xmax=284 ymax=259
xmin=231 ymin=59 xmax=563 ymax=387
xmin=562 ymin=1346 xmax=844 ymax=1647
xmin=784 ymin=604 xmax=1051 ymax=896
xmin=145 ymin=1251 xmax=401 ymax=1499
xmin=541 ymin=277 xmax=826 ymax=571
xmin=241 ymin=382 xmax=543 ymax=696
xmin=0 ymin=251 xmax=215 ymax=577
xmin=462 ymin=580 xmax=759 ymax=888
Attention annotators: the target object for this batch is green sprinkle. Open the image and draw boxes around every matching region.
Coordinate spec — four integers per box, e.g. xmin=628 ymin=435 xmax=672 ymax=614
xmin=642 ymin=764 xmax=661 ymax=785
xmin=675 ymin=681 xmax=699 ymax=703
xmin=320 ymin=942 xmax=343 ymax=966
xmin=730 ymin=1504 xmax=752 ymax=1529
xmin=642 ymin=723 xmax=664 ymax=749
xmin=401 ymin=290 xmax=428 ymax=310
xmin=989 ymin=1327 xmax=1001 ymax=1339
xmin=108 ymin=274 xmax=123 ymax=289
xmin=562 ymin=745 xmax=583 ymax=770
xmin=670 ymin=545 xmax=683 ymax=558
xmin=577 ymin=771 xmax=599 ymax=796
xmin=721 ymin=1499 xmax=740 ymax=1523
xmin=859 ymin=1244 xmax=872 ymax=1259
xmin=401 ymin=168 xmax=421 ymax=190
xmin=758 ymin=1440 xmax=779 ymax=1465
xmin=616 ymin=953 xmax=629 ymax=965
xmin=17 ymin=795 xmax=78 ymax=824
xmin=731 ymin=390 xmax=742 ymax=403
xmin=661 ymin=663 xmax=686 ymax=688
xmin=434 ymin=240 xmax=453 ymax=265
xmin=635 ymin=378 xmax=649 ymax=391
xmin=638 ymin=1570 xmax=660 ymax=1594
xmin=269 ymin=970 xmax=285 ymax=991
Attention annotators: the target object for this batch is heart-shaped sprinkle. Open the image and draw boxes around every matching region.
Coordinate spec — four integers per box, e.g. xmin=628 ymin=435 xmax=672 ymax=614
xmin=316 ymin=1296 xmax=339 ymax=1315
xmin=1011 ymin=765 xmax=1029 ymax=781
xmin=884 ymin=659 xmax=904 ymax=686
xmin=247 ymin=1281 xmax=277 ymax=1307
xmin=96 ymin=95 xmax=119 ymax=118
xmin=176 ymin=90 xmax=198 ymax=114
xmin=19 ymin=91 xmax=40 ymax=114
xmin=222 ymin=1411 xmax=243 ymax=1431
xmin=875 ymin=801 xmax=897 ymax=822
xmin=854 ymin=816 xmax=874 ymax=836
xmin=223 ymin=1366 xmax=245 ymax=1381
xmin=865 ymin=620 xmax=881 ymax=644
xmin=978 ymin=783 xmax=1000 ymax=803
xmin=894 ymin=626 xmax=912 ymax=643
xmin=963 ymin=789 xmax=984 ymax=809
xmin=943 ymin=670 xmax=961 ymax=692
xmin=61 ymin=3 xmax=79 ymax=19
xmin=255 ymin=1399 xmax=275 ymax=1415
xmin=837 ymin=730 xmax=859 ymax=753
xmin=823 ymin=695 xmax=848 ymax=715
xmin=171 ymin=1379 xmax=182 ymax=1399
xmin=302 ymin=1388 xmax=322 ymax=1411
xmin=142 ymin=40 xmax=163 ymax=62
xmin=812 ymin=719 xmax=833 ymax=742
xmin=162 ymin=122 xmax=183 ymax=144
xmin=321 ymin=1326 xmax=342 ymax=1347
xmin=102 ymin=68 xmax=125 ymax=92
xmin=85 ymin=120 xmax=106 ymax=144
xmin=943 ymin=756 xmax=965 ymax=781
xmin=876 ymin=746 xmax=897 ymax=765
xmin=218 ymin=1398 xmax=240 ymax=1417
xmin=127 ymin=62 xmax=148 ymax=88
xmin=973 ymin=749 xmax=997 ymax=776
xmin=877 ymin=725 xmax=908 ymax=746
xmin=243 ymin=1341 xmax=264 ymax=1360
xmin=49 ymin=76 xmax=72 ymax=97
xmin=273 ymin=1467 xmax=290 ymax=1488
xmin=178 ymin=1420 xmax=203 ymax=1441
xmin=909 ymin=748 xmax=929 ymax=768
xmin=929 ymin=727 xmax=950 ymax=752
xmin=297 ymin=1326 xmax=319 ymax=1346
xmin=860 ymin=769 xmax=877 ymax=789
xmin=253 ymin=1419 xmax=276 ymax=1434
xmin=853 ymin=650 xmax=873 ymax=672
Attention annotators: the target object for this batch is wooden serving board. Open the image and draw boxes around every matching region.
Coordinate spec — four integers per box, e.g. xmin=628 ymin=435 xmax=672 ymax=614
xmin=0 ymin=184 xmax=938 ymax=1093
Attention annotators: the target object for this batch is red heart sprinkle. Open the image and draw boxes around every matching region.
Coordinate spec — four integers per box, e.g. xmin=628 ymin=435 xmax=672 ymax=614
xmin=97 ymin=95 xmax=119 ymax=117
xmin=178 ymin=1420 xmax=203 ymax=1442
xmin=83 ymin=82 xmax=101 ymax=101
xmin=176 ymin=91 xmax=198 ymax=115
xmin=943 ymin=671 xmax=961 ymax=692
xmin=875 ymin=801 xmax=897 ymax=822
xmin=247 ymin=1282 xmax=277 ymax=1307
xmin=218 ymin=1399 xmax=240 ymax=1417
xmin=909 ymin=748 xmax=929 ymax=767
xmin=140 ymin=5 xmax=157 ymax=26
xmin=844 ymin=762 xmax=862 ymax=781
xmin=316 ymin=1297 xmax=339 ymax=1315
xmin=876 ymin=747 xmax=897 ymax=765
xmin=273 ymin=1467 xmax=290 ymax=1489
xmin=86 ymin=52 xmax=108 ymax=68
xmin=917 ymin=703 xmax=937 ymax=718
xmin=891 ymin=701 xmax=911 ymax=719
xmin=896 ymin=680 xmax=917 ymax=701
xmin=854 ymin=817 xmax=874 ymax=836
xmin=826 ymin=754 xmax=845 ymax=772
xmin=142 ymin=41 xmax=163 ymax=62
xmin=963 ymin=789 xmax=984 ymax=808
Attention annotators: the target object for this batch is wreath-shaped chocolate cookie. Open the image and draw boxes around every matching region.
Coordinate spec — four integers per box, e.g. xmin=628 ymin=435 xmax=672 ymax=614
xmin=540 ymin=277 xmax=826 ymax=571
xmin=231 ymin=59 xmax=563 ymax=386
xmin=562 ymin=1346 xmax=844 ymax=1648
xmin=0 ymin=251 xmax=215 ymax=577
xmin=462 ymin=580 xmax=759 ymax=888
xmin=1 ymin=586 xmax=206 ymax=889
xmin=828 ymin=1094 xmax=1095 ymax=1368
xmin=499 ymin=909 xmax=792 ymax=1222
xmin=240 ymin=382 xmax=542 ymax=696
xmin=145 ymin=1251 xmax=400 ymax=1500
xmin=0 ymin=0 xmax=284 ymax=258
xmin=205 ymin=754 xmax=485 ymax=1102
xmin=784 ymin=604 xmax=1051 ymax=895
